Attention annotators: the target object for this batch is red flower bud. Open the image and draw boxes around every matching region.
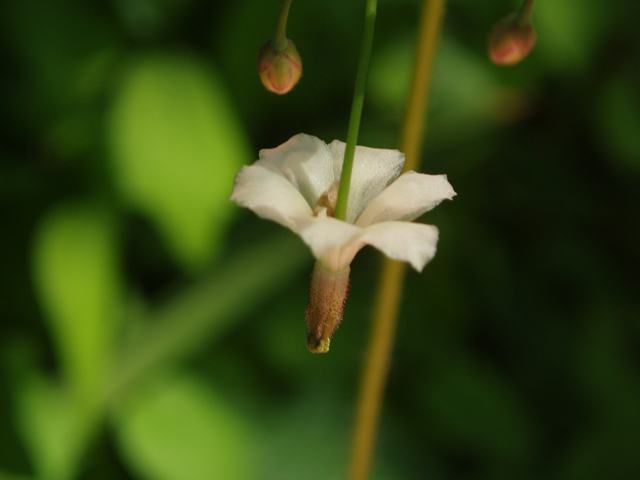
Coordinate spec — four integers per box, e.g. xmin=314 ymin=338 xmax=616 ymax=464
xmin=258 ymin=39 xmax=302 ymax=94
xmin=488 ymin=13 xmax=537 ymax=66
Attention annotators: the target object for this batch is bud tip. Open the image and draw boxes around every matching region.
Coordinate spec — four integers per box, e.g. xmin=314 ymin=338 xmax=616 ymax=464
xmin=307 ymin=336 xmax=331 ymax=354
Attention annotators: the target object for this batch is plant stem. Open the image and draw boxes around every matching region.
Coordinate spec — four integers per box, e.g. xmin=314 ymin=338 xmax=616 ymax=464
xmin=272 ymin=0 xmax=293 ymax=51
xmin=346 ymin=1 xmax=447 ymax=479
xmin=518 ymin=0 xmax=536 ymax=26
xmin=334 ymin=0 xmax=378 ymax=221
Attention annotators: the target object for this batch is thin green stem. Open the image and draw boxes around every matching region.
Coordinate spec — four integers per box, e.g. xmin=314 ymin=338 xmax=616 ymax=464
xmin=334 ymin=0 xmax=377 ymax=222
xmin=272 ymin=0 xmax=293 ymax=51
xmin=346 ymin=1 xmax=447 ymax=479
xmin=518 ymin=0 xmax=536 ymax=26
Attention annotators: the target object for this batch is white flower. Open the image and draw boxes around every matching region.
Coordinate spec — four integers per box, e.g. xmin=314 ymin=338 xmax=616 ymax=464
xmin=230 ymin=133 xmax=455 ymax=352
xmin=231 ymin=134 xmax=455 ymax=271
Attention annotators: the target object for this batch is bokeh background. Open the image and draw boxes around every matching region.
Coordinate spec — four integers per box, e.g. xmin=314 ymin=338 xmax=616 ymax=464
xmin=1 ymin=0 xmax=640 ymax=479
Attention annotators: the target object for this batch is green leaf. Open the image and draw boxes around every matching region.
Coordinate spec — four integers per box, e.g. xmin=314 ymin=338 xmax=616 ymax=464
xmin=31 ymin=202 xmax=121 ymax=414
xmin=255 ymin=387 xmax=405 ymax=480
xmin=0 ymin=472 xmax=34 ymax=480
xmin=255 ymin=389 xmax=350 ymax=480
xmin=599 ymin=72 xmax=640 ymax=172
xmin=423 ymin=355 xmax=537 ymax=463
xmin=109 ymin=230 xmax=309 ymax=398
xmin=13 ymin=373 xmax=84 ymax=480
xmin=0 ymin=0 xmax=118 ymax=115
xmin=430 ymin=39 xmax=503 ymax=131
xmin=535 ymin=0 xmax=610 ymax=72
xmin=114 ymin=373 xmax=253 ymax=480
xmin=108 ymin=53 xmax=251 ymax=271
xmin=368 ymin=35 xmax=413 ymax=111
xmin=564 ymin=314 xmax=640 ymax=480
xmin=112 ymin=0 xmax=197 ymax=38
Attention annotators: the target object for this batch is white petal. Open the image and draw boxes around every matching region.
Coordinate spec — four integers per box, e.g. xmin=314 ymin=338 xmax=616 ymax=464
xmin=230 ymin=162 xmax=312 ymax=230
xmin=356 ymin=172 xmax=456 ymax=227
xmin=328 ymin=140 xmax=405 ymax=224
xmin=259 ymin=134 xmax=336 ymax=208
xmin=360 ymin=221 xmax=439 ymax=272
xmin=292 ymin=216 xmax=364 ymax=268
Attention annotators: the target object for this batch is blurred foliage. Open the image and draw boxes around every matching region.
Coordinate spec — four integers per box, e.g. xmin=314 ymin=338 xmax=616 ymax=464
xmin=1 ymin=0 xmax=639 ymax=479
xmin=108 ymin=53 xmax=250 ymax=270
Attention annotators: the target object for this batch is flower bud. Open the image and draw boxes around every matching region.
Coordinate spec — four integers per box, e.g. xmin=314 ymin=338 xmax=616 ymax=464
xmin=258 ymin=39 xmax=302 ymax=94
xmin=305 ymin=261 xmax=350 ymax=353
xmin=488 ymin=13 xmax=536 ymax=66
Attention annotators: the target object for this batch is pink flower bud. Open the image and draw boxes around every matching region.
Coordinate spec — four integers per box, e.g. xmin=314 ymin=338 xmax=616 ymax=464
xmin=488 ymin=13 xmax=537 ymax=66
xmin=305 ymin=261 xmax=350 ymax=353
xmin=258 ymin=39 xmax=302 ymax=94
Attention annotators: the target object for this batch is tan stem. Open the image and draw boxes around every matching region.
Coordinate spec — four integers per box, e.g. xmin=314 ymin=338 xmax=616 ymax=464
xmin=346 ymin=1 xmax=447 ymax=479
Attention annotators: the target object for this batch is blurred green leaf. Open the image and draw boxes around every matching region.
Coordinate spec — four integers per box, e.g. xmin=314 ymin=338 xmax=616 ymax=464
xmin=0 ymin=473 xmax=33 ymax=480
xmin=109 ymin=230 xmax=309 ymax=399
xmin=369 ymin=35 xmax=413 ymax=112
xmin=113 ymin=0 xmax=197 ymax=39
xmin=424 ymin=355 xmax=537 ymax=463
xmin=599 ymin=72 xmax=640 ymax=172
xmin=535 ymin=0 xmax=610 ymax=72
xmin=13 ymin=373 xmax=84 ymax=480
xmin=562 ymin=311 xmax=640 ymax=480
xmin=430 ymin=39 xmax=505 ymax=137
xmin=114 ymin=372 xmax=253 ymax=480
xmin=255 ymin=387 xmax=407 ymax=480
xmin=255 ymin=389 xmax=350 ymax=480
xmin=44 ymin=112 xmax=101 ymax=160
xmin=0 ymin=0 xmax=118 ymax=114
xmin=31 ymin=202 xmax=122 ymax=415
xmin=108 ymin=53 xmax=251 ymax=271
xmin=562 ymin=423 xmax=640 ymax=480
xmin=369 ymin=35 xmax=505 ymax=124
xmin=573 ymin=306 xmax=640 ymax=416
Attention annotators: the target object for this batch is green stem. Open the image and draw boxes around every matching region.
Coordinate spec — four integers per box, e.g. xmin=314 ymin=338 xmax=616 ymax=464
xmin=346 ymin=0 xmax=447 ymax=479
xmin=334 ymin=0 xmax=378 ymax=222
xmin=518 ymin=0 xmax=536 ymax=25
xmin=272 ymin=0 xmax=293 ymax=51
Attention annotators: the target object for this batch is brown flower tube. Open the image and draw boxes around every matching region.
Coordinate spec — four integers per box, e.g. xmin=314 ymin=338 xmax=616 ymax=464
xmin=305 ymin=261 xmax=350 ymax=353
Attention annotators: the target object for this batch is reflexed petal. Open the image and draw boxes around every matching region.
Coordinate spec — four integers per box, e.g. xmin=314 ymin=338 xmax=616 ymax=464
xmin=356 ymin=172 xmax=455 ymax=227
xmin=329 ymin=141 xmax=405 ymax=223
xmin=293 ymin=216 xmax=364 ymax=263
xmin=259 ymin=134 xmax=336 ymax=207
xmin=230 ymin=163 xmax=312 ymax=230
xmin=360 ymin=221 xmax=439 ymax=271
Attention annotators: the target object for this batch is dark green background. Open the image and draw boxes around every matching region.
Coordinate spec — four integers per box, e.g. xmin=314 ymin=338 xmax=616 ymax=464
xmin=1 ymin=0 xmax=639 ymax=479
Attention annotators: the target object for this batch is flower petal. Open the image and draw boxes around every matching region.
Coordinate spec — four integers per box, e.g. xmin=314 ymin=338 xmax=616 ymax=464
xmin=328 ymin=141 xmax=405 ymax=223
xmin=259 ymin=134 xmax=336 ymax=207
xmin=356 ymin=172 xmax=455 ymax=227
xmin=292 ymin=216 xmax=364 ymax=268
xmin=360 ymin=221 xmax=439 ymax=272
xmin=230 ymin=162 xmax=312 ymax=230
